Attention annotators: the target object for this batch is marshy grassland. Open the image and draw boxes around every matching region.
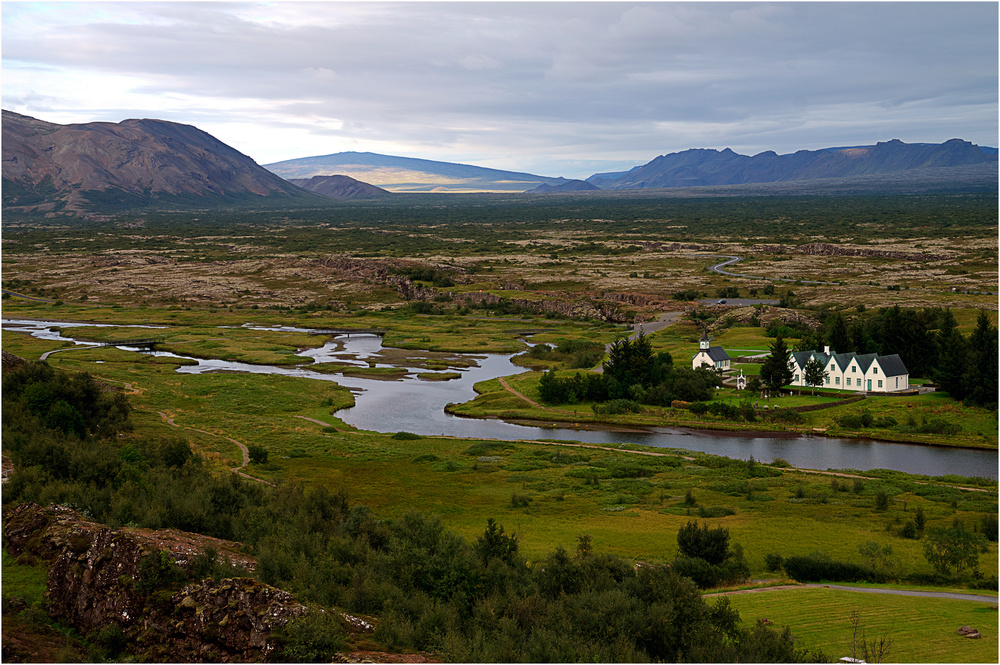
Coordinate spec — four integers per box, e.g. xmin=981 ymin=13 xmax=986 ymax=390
xmin=2 ymin=192 xmax=997 ymax=661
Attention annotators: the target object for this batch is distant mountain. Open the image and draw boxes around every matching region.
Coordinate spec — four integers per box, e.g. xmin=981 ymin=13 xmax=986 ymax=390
xmin=527 ymin=179 xmax=601 ymax=194
xmin=288 ymin=174 xmax=392 ymax=200
xmin=265 ymin=151 xmax=568 ymax=193
xmin=589 ymin=139 xmax=997 ymax=190
xmin=2 ymin=110 xmax=324 ymax=214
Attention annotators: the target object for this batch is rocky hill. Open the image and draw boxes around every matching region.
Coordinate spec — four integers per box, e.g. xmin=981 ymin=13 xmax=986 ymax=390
xmin=591 ymin=139 xmax=997 ymax=190
xmin=527 ymin=179 xmax=601 ymax=194
xmin=2 ymin=110 xmax=325 ymax=215
xmin=288 ymin=174 xmax=392 ymax=199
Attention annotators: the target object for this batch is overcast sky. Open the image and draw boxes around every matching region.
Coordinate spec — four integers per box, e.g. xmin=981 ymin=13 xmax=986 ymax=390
xmin=3 ymin=2 xmax=997 ymax=179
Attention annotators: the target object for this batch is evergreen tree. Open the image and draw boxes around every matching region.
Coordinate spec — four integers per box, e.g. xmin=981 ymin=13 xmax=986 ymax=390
xmin=603 ymin=333 xmax=654 ymax=395
xmin=962 ymin=310 xmax=998 ymax=409
xmin=760 ymin=335 xmax=793 ymax=393
xmin=826 ymin=312 xmax=850 ymax=354
xmin=933 ymin=326 xmax=968 ymax=401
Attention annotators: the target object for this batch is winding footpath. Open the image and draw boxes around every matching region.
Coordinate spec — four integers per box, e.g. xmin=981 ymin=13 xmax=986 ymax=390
xmin=157 ymin=411 xmax=272 ymax=486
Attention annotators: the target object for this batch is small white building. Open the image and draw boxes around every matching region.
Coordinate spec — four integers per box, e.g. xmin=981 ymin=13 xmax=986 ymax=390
xmin=692 ymin=329 xmax=731 ymax=371
xmin=789 ymin=346 xmax=909 ymax=393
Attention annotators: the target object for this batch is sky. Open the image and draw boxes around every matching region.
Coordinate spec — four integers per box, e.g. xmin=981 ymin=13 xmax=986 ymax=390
xmin=3 ymin=2 xmax=997 ymax=179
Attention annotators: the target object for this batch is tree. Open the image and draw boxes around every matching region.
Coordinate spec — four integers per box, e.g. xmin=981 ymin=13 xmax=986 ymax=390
xmin=923 ymin=525 xmax=989 ymax=578
xmin=803 ymin=357 xmax=828 ymax=395
xmin=962 ymin=310 xmax=998 ymax=409
xmin=933 ymin=324 xmax=969 ymax=401
xmin=474 ymin=518 xmax=519 ymax=565
xmin=603 ymin=332 xmax=654 ymax=393
xmin=676 ymin=521 xmax=732 ymax=566
xmin=825 ymin=312 xmax=851 ymax=354
xmin=759 ymin=336 xmax=793 ymax=394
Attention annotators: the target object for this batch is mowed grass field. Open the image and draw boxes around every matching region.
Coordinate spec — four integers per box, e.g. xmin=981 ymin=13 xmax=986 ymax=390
xmin=718 ymin=586 xmax=998 ymax=663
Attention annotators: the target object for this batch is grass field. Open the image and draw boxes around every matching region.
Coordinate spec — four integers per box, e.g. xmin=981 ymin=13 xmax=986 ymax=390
xmin=718 ymin=586 xmax=998 ymax=663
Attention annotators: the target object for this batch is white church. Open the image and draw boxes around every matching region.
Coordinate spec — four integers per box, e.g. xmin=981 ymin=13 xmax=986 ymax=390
xmin=691 ymin=329 xmax=731 ymax=371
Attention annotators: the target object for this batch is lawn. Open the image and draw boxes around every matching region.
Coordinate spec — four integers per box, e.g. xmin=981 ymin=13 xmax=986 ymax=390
xmin=719 ymin=586 xmax=998 ymax=663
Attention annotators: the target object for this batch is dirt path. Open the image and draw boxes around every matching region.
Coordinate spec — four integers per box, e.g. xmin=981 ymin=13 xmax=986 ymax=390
xmin=294 ymin=415 xmax=336 ymax=427
xmin=705 ymin=583 xmax=998 ymax=604
xmin=157 ymin=411 xmax=271 ymax=485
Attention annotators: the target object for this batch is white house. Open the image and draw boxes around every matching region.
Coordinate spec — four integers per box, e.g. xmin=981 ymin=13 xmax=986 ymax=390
xmin=692 ymin=329 xmax=731 ymax=371
xmin=789 ymin=346 xmax=909 ymax=393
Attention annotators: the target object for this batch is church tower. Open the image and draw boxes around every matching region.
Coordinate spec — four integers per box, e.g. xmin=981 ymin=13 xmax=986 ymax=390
xmin=700 ymin=328 xmax=710 ymax=351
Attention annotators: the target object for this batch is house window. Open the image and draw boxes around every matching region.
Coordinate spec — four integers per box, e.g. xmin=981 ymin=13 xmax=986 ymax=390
xmin=825 ymin=377 xmax=830 ymax=385
xmin=835 ymin=377 xmax=840 ymax=385
xmin=873 ymin=367 xmax=878 ymax=374
xmin=794 ymin=375 xmax=799 ymax=382
xmin=846 ymin=378 xmax=851 ymax=386
xmin=852 ymin=366 xmax=856 ymax=373
xmin=878 ymin=380 xmax=883 ymax=388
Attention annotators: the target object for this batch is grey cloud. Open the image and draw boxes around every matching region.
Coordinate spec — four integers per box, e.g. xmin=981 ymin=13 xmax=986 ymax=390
xmin=3 ymin=2 xmax=996 ymax=177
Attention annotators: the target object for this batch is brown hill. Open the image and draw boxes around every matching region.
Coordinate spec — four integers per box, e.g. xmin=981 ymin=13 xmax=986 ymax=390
xmin=2 ymin=110 xmax=322 ymax=214
xmin=288 ymin=174 xmax=392 ymax=199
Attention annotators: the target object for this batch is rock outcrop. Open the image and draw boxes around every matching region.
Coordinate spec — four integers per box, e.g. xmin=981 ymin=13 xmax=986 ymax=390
xmin=3 ymin=503 xmax=304 ymax=662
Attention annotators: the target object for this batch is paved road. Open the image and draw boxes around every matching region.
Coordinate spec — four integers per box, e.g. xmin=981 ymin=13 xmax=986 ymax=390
xmin=708 ymin=255 xmax=840 ymax=285
xmin=598 ymin=311 xmax=684 ymax=369
xmin=706 ymin=583 xmax=997 ymax=604
xmin=1 ymin=289 xmax=56 ymax=303
xmin=698 ymin=298 xmax=779 ymax=306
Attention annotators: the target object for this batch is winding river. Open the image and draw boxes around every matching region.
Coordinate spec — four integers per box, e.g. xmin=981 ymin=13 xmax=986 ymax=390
xmin=3 ymin=318 xmax=997 ymax=480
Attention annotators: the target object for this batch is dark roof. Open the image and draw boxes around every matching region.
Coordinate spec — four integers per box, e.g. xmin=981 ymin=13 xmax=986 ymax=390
xmin=854 ymin=353 xmax=878 ymax=373
xmin=707 ymin=346 xmax=730 ymax=361
xmin=875 ymin=354 xmax=908 ymax=377
xmin=830 ymin=352 xmax=855 ymax=370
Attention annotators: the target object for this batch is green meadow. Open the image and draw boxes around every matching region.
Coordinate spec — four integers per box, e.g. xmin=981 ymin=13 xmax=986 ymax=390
xmin=719 ymin=587 xmax=998 ymax=663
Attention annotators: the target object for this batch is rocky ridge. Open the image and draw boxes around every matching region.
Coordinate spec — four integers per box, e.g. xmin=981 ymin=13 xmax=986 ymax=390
xmin=3 ymin=502 xmax=300 ymax=662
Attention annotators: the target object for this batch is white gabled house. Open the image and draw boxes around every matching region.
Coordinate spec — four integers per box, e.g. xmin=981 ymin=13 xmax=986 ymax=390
xmin=692 ymin=329 xmax=731 ymax=371
xmin=789 ymin=346 xmax=909 ymax=393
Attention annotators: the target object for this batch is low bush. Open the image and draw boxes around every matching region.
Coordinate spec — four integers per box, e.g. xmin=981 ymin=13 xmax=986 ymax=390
xmin=782 ymin=554 xmax=880 ymax=583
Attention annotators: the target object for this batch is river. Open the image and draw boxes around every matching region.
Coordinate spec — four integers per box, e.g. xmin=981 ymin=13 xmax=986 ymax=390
xmin=3 ymin=318 xmax=996 ymax=480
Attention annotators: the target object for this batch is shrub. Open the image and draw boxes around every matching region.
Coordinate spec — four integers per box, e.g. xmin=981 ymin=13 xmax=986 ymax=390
xmin=247 ymin=444 xmax=269 ymax=465
xmin=392 ymin=431 xmax=422 ymax=440
xmin=782 ymin=555 xmax=877 ymax=583
xmin=764 ymin=553 xmax=784 ymax=572
xmin=591 ymin=399 xmax=642 ymax=415
xmin=280 ymin=607 xmax=347 ymax=662
xmin=676 ymin=521 xmax=733 ymax=566
xmin=510 ymin=493 xmax=533 ymax=508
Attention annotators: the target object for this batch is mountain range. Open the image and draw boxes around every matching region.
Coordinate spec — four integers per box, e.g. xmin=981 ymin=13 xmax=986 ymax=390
xmin=264 ymin=152 xmax=569 ymax=193
xmin=2 ymin=109 xmax=996 ymax=216
xmin=587 ymin=139 xmax=997 ymax=190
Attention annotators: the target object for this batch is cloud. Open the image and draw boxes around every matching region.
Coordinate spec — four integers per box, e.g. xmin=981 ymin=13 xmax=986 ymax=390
xmin=3 ymin=2 xmax=996 ymax=178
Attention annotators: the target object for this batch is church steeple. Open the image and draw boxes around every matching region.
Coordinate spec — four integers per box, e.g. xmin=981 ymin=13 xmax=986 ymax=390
xmin=700 ymin=328 xmax=710 ymax=351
